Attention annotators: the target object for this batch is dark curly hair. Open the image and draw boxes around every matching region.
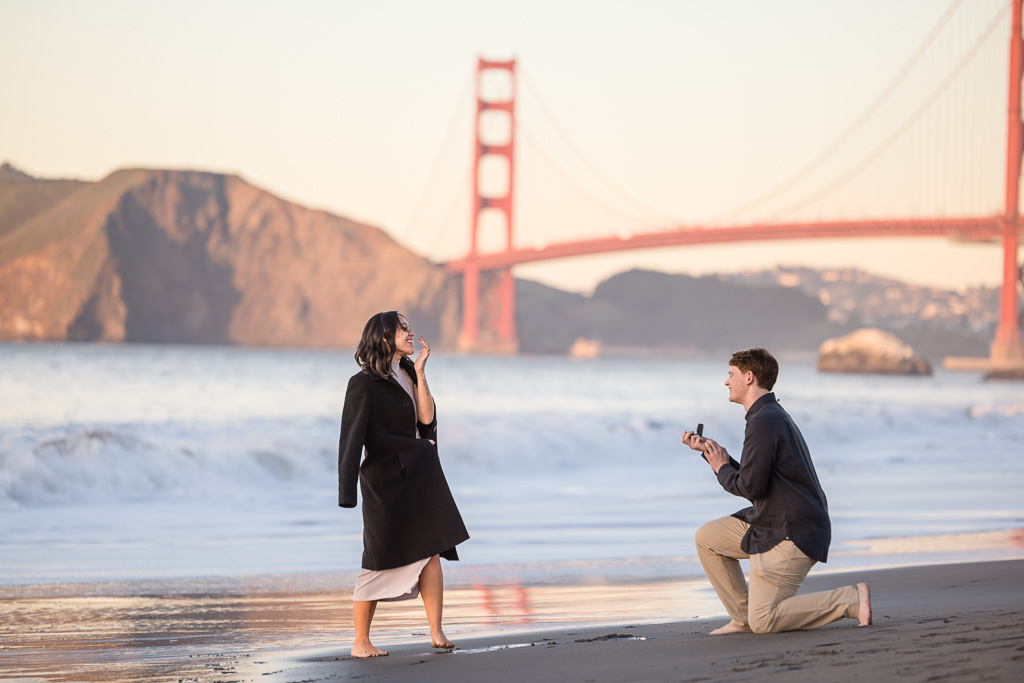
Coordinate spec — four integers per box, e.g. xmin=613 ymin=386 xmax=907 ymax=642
xmin=729 ymin=347 xmax=779 ymax=391
xmin=355 ymin=311 xmax=406 ymax=380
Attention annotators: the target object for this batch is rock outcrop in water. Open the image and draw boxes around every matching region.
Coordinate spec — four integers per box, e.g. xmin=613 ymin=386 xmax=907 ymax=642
xmin=817 ymin=328 xmax=932 ymax=375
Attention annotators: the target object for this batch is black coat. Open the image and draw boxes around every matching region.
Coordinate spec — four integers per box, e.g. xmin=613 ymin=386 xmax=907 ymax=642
xmin=338 ymin=358 xmax=469 ymax=571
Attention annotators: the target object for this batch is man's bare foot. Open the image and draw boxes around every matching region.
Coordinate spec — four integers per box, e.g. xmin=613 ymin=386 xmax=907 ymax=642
xmin=431 ymin=631 xmax=455 ymax=649
xmin=708 ymin=622 xmax=750 ymax=635
xmin=856 ymin=582 xmax=872 ymax=626
xmin=351 ymin=641 xmax=388 ymax=658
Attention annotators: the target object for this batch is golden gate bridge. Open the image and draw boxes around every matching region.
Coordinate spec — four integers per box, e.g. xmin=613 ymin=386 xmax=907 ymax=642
xmin=417 ymin=0 xmax=1023 ymax=366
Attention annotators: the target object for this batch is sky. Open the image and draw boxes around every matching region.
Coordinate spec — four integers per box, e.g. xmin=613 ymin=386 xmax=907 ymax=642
xmin=1 ymin=0 xmax=1017 ymax=293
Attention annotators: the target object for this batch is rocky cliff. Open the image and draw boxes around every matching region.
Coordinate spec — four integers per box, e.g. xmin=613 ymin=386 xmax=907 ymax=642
xmin=0 ymin=167 xmax=460 ymax=347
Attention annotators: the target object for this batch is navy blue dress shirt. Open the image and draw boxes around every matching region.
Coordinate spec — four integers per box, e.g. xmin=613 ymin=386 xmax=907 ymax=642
xmin=715 ymin=392 xmax=831 ymax=563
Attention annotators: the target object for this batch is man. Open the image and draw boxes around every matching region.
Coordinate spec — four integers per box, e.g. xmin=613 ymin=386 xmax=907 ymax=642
xmin=681 ymin=348 xmax=871 ymax=635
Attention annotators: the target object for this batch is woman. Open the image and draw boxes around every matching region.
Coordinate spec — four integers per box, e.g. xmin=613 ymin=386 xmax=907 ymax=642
xmin=338 ymin=311 xmax=469 ymax=658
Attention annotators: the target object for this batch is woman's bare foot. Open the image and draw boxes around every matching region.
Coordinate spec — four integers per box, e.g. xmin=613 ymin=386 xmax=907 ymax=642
xmin=856 ymin=582 xmax=872 ymax=626
xmin=351 ymin=640 xmax=388 ymax=658
xmin=431 ymin=631 xmax=455 ymax=649
xmin=708 ymin=622 xmax=750 ymax=635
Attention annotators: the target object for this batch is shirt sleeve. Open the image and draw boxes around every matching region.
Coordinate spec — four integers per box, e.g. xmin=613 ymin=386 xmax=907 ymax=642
xmin=338 ymin=374 xmax=370 ymax=508
xmin=716 ymin=417 xmax=775 ymax=501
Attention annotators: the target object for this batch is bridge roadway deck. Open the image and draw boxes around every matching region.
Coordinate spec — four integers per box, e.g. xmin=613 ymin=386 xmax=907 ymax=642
xmin=446 ymin=215 xmax=1007 ymax=271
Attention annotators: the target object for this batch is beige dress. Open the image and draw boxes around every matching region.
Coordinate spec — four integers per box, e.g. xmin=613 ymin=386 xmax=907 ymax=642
xmin=352 ymin=359 xmax=432 ymax=602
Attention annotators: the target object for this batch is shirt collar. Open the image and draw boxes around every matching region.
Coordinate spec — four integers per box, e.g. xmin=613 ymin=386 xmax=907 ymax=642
xmin=745 ymin=392 xmax=777 ymax=421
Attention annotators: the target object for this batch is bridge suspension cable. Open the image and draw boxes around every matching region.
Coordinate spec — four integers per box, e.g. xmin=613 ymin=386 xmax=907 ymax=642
xmin=426 ymin=164 xmax=472 ymax=259
xmin=519 ymin=65 xmax=680 ymax=226
xmin=515 ymin=121 xmax=667 ymax=228
xmin=398 ymin=68 xmax=475 ymax=246
xmin=765 ymin=1 xmax=1009 ymax=221
xmin=427 ymin=2 xmax=1008 ymax=262
xmin=723 ymin=0 xmax=967 ymax=222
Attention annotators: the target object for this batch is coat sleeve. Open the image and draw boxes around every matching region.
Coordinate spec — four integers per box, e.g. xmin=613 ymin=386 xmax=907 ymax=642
xmin=417 ymin=400 xmax=437 ymax=443
xmin=338 ymin=374 xmax=370 ymax=508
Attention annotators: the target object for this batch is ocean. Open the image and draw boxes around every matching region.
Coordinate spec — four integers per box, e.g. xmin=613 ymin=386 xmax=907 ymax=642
xmin=2 ymin=342 xmax=1023 ymax=589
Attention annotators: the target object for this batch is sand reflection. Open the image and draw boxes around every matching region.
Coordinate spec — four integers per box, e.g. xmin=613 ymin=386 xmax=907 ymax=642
xmin=4 ymin=528 xmax=1022 ymax=681
xmin=0 ymin=577 xmax=717 ymax=682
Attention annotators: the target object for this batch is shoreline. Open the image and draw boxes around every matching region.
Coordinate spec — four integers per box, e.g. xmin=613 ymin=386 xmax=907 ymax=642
xmin=2 ymin=558 xmax=1022 ymax=682
xmin=3 ymin=526 xmax=1021 ymax=596
xmin=259 ymin=559 xmax=1024 ymax=682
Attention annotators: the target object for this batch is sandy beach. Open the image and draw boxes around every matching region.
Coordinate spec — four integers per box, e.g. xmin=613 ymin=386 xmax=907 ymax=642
xmin=2 ymin=559 xmax=1021 ymax=682
xmin=260 ymin=559 xmax=1024 ymax=683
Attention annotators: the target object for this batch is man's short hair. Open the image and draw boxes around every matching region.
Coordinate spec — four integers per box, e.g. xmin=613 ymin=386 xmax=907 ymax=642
xmin=729 ymin=348 xmax=778 ymax=391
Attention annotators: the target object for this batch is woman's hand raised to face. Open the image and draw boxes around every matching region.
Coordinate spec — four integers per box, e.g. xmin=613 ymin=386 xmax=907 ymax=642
xmin=413 ymin=336 xmax=435 ymax=424
xmin=414 ymin=336 xmax=430 ymax=376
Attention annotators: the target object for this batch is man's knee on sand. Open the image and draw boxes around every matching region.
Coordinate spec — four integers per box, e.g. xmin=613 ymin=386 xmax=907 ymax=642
xmin=748 ymin=606 xmax=779 ymax=634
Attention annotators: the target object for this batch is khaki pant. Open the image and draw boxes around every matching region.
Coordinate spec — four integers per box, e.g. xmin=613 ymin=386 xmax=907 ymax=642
xmin=695 ymin=515 xmax=859 ymax=633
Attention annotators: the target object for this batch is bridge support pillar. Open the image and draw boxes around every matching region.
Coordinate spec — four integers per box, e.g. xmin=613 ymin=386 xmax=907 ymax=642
xmin=497 ymin=267 xmax=516 ymax=343
xmin=457 ymin=57 xmax=519 ymax=354
xmin=457 ymin=266 xmax=480 ymax=352
xmin=991 ymin=0 xmax=1024 ymax=364
xmin=456 ymin=268 xmax=518 ymax=354
xmin=990 ymin=217 xmax=1023 ymax=363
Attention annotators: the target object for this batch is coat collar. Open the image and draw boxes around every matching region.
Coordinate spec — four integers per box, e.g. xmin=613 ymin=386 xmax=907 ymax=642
xmin=366 ymin=356 xmax=417 ymax=388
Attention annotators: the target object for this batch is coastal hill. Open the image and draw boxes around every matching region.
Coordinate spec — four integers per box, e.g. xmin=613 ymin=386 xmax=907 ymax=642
xmin=0 ymin=164 xmax=994 ymax=359
xmin=0 ymin=162 xmax=88 ymax=239
xmin=716 ymin=267 xmax=994 ymax=360
xmin=0 ymin=165 xmax=459 ymax=347
xmin=517 ymin=270 xmax=846 ymax=356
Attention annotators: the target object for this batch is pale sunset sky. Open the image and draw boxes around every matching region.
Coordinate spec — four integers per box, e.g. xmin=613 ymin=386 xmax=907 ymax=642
xmin=1 ymin=0 xmax=1016 ymax=292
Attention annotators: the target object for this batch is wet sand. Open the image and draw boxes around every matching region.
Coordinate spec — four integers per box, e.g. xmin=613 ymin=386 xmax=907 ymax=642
xmin=265 ymin=560 xmax=1024 ymax=682
xmin=2 ymin=559 xmax=1021 ymax=682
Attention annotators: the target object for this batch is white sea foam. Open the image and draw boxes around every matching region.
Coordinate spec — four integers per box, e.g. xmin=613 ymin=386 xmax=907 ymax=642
xmin=1 ymin=344 xmax=1022 ymax=585
xmin=967 ymin=401 xmax=1024 ymax=418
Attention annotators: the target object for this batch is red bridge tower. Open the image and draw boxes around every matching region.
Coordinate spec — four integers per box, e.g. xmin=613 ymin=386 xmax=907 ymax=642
xmin=993 ymin=0 xmax=1024 ymax=364
xmin=457 ymin=58 xmax=518 ymax=354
